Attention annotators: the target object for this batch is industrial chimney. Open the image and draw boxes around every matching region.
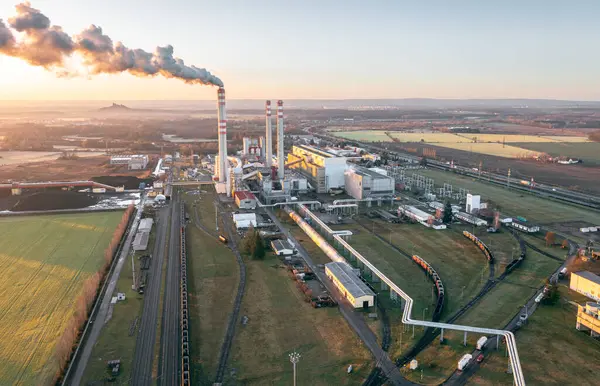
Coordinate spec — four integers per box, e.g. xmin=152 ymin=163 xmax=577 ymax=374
xmin=265 ymin=100 xmax=273 ymax=167
xmin=216 ymin=87 xmax=228 ymax=182
xmin=277 ymin=100 xmax=285 ymax=179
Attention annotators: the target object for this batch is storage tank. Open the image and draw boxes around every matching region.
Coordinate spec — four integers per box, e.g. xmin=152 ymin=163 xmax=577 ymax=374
xmin=457 ymin=354 xmax=472 ymax=371
xmin=476 ymin=336 xmax=488 ymax=350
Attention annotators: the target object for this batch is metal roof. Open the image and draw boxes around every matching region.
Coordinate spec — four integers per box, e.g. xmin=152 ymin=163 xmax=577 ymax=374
xmin=325 ymin=262 xmax=375 ymax=299
xmin=234 ymin=191 xmax=256 ymax=201
xmin=574 ymin=271 xmax=600 ymax=285
xmin=271 ymin=239 xmax=293 ymax=252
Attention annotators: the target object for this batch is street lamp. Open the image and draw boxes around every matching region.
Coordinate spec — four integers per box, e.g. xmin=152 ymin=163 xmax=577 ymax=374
xmin=289 ymin=351 xmax=301 ymax=386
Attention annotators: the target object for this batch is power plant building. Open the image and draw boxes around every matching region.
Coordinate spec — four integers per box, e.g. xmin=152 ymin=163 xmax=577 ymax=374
xmin=287 ymin=145 xmax=347 ymax=193
xmin=325 ymin=262 xmax=375 ymax=308
xmin=466 ymin=194 xmax=481 ymax=214
xmin=344 ymin=167 xmax=394 ymax=200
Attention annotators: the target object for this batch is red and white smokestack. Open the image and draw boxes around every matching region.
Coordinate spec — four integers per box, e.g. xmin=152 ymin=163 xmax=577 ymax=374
xmin=216 ymin=87 xmax=228 ymax=182
xmin=277 ymin=100 xmax=284 ymax=179
xmin=265 ymin=100 xmax=273 ymax=167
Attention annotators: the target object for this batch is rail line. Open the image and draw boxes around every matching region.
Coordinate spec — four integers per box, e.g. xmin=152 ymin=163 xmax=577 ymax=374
xmin=179 ymin=203 xmax=190 ymax=385
xmin=213 ymin=201 xmax=247 ymax=384
xmin=293 ymin=204 xmax=526 ymax=386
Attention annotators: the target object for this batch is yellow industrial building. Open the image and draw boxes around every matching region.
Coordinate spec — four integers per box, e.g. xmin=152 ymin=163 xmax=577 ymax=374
xmin=576 ymin=302 xmax=600 ymax=337
xmin=325 ymin=262 xmax=375 ymax=308
xmin=570 ymin=271 xmax=600 ymax=302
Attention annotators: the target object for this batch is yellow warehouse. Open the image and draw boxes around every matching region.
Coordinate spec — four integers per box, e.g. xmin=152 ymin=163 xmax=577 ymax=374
xmin=576 ymin=302 xmax=600 ymax=337
xmin=570 ymin=271 xmax=600 ymax=302
xmin=325 ymin=262 xmax=375 ymax=308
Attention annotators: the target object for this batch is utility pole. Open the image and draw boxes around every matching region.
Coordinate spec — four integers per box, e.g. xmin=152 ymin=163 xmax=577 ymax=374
xmin=289 ymin=352 xmax=301 ymax=386
xmin=507 ymin=168 xmax=511 ymax=189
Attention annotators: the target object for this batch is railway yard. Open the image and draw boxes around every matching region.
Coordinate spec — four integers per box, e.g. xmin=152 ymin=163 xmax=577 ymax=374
xmin=12 ymin=139 xmax=600 ymax=386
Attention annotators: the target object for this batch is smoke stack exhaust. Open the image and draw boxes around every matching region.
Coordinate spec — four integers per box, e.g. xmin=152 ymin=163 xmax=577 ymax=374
xmin=265 ymin=100 xmax=272 ymax=167
xmin=277 ymin=100 xmax=284 ymax=180
xmin=216 ymin=87 xmax=227 ymax=181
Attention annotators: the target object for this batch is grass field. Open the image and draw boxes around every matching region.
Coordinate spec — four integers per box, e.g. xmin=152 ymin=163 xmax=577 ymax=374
xmin=471 ymin=286 xmax=600 ymax=386
xmin=427 ymin=142 xmax=544 ymax=159
xmin=418 ymin=168 xmax=600 ymax=224
xmin=82 ymin=216 xmax=156 ymax=384
xmin=331 ymin=131 xmax=588 ymax=158
xmin=403 ymin=247 xmax=564 ymax=384
xmin=0 ymin=211 xmax=123 ymax=386
xmin=228 ymin=251 xmax=373 ymax=385
xmin=331 ymin=131 xmax=587 ymax=144
xmin=183 ymin=188 xmax=239 ymax=384
xmin=515 ymin=142 xmax=600 ymax=164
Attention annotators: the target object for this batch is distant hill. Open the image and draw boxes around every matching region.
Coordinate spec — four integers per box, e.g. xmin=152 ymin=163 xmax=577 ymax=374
xmin=99 ymin=103 xmax=131 ymax=112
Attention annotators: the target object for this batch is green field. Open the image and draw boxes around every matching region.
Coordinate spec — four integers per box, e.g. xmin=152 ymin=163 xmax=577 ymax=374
xmin=183 ymin=188 xmax=239 ymax=384
xmin=471 ymin=286 xmax=600 ymax=386
xmin=0 ymin=212 xmax=123 ymax=386
xmin=515 ymin=142 xmax=600 ymax=165
xmin=228 ymin=252 xmax=373 ymax=385
xmin=418 ymin=168 xmax=600 ymax=224
xmin=405 ymin=246 xmax=564 ymax=384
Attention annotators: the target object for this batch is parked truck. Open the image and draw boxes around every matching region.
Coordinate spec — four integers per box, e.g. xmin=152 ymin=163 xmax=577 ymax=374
xmin=457 ymin=354 xmax=472 ymax=371
xmin=476 ymin=336 xmax=488 ymax=350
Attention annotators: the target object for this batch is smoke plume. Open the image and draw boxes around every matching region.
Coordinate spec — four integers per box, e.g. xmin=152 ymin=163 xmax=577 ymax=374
xmin=1 ymin=2 xmax=223 ymax=86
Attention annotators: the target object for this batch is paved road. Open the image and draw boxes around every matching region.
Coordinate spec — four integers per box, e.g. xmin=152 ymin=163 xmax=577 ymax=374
xmin=131 ymin=205 xmax=170 ymax=385
xmin=68 ymin=199 xmax=144 ymax=386
xmin=158 ymin=193 xmax=181 ymax=385
xmin=265 ymin=208 xmax=410 ymax=386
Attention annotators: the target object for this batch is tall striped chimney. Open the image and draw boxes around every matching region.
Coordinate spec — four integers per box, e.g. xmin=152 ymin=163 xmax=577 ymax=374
xmin=265 ymin=100 xmax=273 ymax=167
xmin=277 ymin=100 xmax=284 ymax=179
xmin=216 ymin=87 xmax=227 ymax=182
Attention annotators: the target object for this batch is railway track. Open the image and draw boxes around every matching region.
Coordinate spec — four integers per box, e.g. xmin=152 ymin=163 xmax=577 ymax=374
xmin=157 ymin=194 xmax=181 ymax=386
xmin=213 ymin=201 xmax=247 ymax=384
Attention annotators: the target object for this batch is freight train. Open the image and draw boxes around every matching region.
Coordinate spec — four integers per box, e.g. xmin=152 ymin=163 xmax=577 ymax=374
xmin=463 ymin=231 xmax=494 ymax=263
xmin=411 ymin=255 xmax=445 ymax=317
xmin=180 ymin=204 xmax=191 ymax=386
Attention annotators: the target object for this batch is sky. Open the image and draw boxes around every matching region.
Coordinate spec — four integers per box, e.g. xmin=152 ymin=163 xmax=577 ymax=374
xmin=0 ymin=0 xmax=599 ymax=101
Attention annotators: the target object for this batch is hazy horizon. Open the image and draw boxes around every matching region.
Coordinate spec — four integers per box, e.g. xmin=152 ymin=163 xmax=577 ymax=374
xmin=1 ymin=1 xmax=600 ymax=101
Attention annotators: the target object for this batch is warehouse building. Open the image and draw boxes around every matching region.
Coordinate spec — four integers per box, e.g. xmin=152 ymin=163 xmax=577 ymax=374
xmin=234 ymin=191 xmax=257 ymax=209
xmin=398 ymin=205 xmax=446 ymax=230
xmin=271 ymin=239 xmax=295 ymax=256
xmin=455 ymin=211 xmax=488 ymax=227
xmin=110 ymin=154 xmax=149 ymax=170
xmin=344 ymin=167 xmax=394 ymax=200
xmin=233 ymin=213 xmax=258 ymax=229
xmin=138 ymin=218 xmax=154 ymax=233
xmin=132 ymin=231 xmax=150 ymax=251
xmin=576 ymin=302 xmax=600 ymax=337
xmin=286 ymin=145 xmax=348 ymax=193
xmin=508 ymin=219 xmax=540 ymax=233
xmin=325 ymin=262 xmax=375 ymax=308
xmin=570 ymin=271 xmax=600 ymax=302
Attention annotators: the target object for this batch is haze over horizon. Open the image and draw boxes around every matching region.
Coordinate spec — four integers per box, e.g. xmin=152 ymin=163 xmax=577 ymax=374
xmin=1 ymin=0 xmax=599 ymax=101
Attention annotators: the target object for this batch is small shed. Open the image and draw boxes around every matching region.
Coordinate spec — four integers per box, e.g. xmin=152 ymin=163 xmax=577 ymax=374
xmin=234 ymin=191 xmax=257 ymax=210
xmin=271 ymin=239 xmax=295 ymax=256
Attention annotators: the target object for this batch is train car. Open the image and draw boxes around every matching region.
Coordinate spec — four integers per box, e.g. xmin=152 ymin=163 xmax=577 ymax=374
xmin=219 ymin=235 xmax=228 ymax=244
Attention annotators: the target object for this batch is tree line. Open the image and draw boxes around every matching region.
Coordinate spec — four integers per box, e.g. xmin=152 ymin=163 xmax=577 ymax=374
xmin=53 ymin=204 xmax=135 ymax=383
